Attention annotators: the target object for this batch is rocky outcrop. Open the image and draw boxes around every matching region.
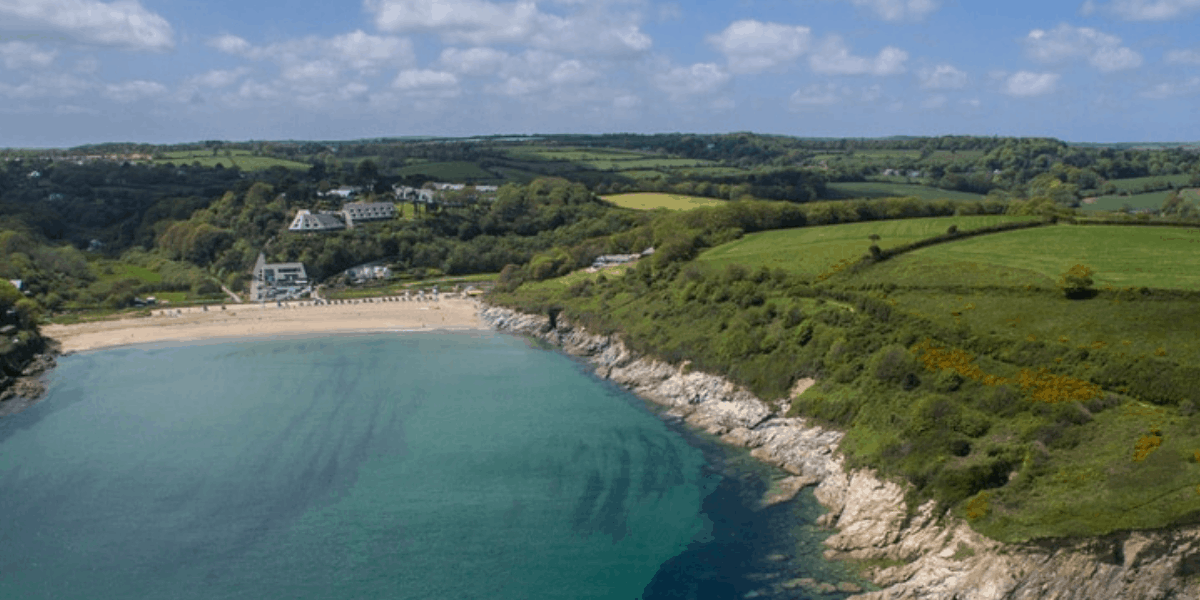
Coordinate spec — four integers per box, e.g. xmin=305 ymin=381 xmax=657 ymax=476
xmin=481 ymin=304 xmax=1200 ymax=600
xmin=0 ymin=338 xmax=58 ymax=417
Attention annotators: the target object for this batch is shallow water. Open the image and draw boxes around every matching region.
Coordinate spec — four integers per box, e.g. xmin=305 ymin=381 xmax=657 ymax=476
xmin=0 ymin=332 xmax=862 ymax=599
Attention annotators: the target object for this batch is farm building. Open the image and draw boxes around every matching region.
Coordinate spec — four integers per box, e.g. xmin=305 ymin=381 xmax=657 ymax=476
xmin=289 ymin=210 xmax=346 ymax=232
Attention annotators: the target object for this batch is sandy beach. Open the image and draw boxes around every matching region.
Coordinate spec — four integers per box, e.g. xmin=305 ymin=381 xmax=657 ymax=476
xmin=42 ymin=296 xmax=489 ymax=354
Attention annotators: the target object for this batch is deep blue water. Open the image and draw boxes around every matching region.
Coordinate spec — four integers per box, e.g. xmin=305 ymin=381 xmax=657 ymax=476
xmin=0 ymin=332 xmax=862 ymax=599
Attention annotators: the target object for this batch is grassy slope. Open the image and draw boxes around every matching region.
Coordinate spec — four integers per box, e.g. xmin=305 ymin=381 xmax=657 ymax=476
xmin=827 ymin=182 xmax=987 ymax=202
xmin=600 ymin=192 xmax=727 ymax=211
xmin=695 ymin=215 xmax=1040 ymax=278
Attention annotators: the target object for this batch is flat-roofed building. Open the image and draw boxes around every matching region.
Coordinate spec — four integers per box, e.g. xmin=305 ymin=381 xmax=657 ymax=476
xmin=250 ymin=253 xmax=311 ymax=301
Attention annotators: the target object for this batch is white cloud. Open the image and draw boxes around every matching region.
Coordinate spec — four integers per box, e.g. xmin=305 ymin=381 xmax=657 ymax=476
xmin=365 ymin=0 xmax=651 ymax=55
xmin=1140 ymin=76 xmax=1200 ymax=99
xmin=327 ymin=30 xmax=417 ymax=74
xmin=1088 ymin=0 xmax=1200 ymax=20
xmin=1003 ymin=71 xmax=1060 ymax=96
xmin=613 ymin=94 xmax=641 ymax=109
xmin=0 ymin=73 xmax=91 ymax=99
xmin=1024 ymin=24 xmax=1142 ymax=72
xmin=0 ymin=42 xmax=56 ymax=70
xmin=917 ymin=64 xmax=967 ymax=89
xmin=439 ymin=47 xmax=509 ymax=76
xmin=788 ymin=83 xmax=845 ymax=108
xmin=654 ymin=62 xmax=730 ymax=98
xmin=809 ymin=36 xmax=907 ymax=75
xmin=392 ymin=69 xmax=461 ymax=98
xmin=845 ymin=0 xmax=939 ymax=20
xmin=210 ymin=34 xmax=251 ymax=55
xmin=707 ymin=20 xmax=811 ymax=74
xmin=0 ymin=0 xmax=173 ymax=50
xmin=281 ymin=60 xmax=341 ymax=86
xmin=1165 ymin=49 xmax=1200 ymax=64
xmin=103 ymin=79 xmax=167 ymax=102
xmin=185 ymin=68 xmax=250 ymax=89
xmin=210 ymin=30 xmax=415 ymax=75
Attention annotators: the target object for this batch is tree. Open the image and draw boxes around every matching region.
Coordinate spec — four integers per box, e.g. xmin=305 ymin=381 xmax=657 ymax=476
xmin=1058 ymin=264 xmax=1095 ymax=299
xmin=355 ymin=159 xmax=379 ymax=187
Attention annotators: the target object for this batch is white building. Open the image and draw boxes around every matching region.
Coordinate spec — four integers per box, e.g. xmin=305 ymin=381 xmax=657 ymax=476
xmin=341 ymin=202 xmax=397 ymax=226
xmin=289 ymin=209 xmax=346 ymax=232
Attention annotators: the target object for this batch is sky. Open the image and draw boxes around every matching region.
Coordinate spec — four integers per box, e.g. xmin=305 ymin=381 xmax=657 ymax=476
xmin=2 ymin=0 xmax=1200 ymax=147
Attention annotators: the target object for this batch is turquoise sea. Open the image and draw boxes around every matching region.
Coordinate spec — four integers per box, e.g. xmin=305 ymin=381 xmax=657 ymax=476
xmin=0 ymin=332 xmax=862 ymax=599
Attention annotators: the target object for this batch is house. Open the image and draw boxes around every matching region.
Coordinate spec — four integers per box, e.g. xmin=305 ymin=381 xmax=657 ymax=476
xmin=393 ymin=185 xmax=437 ymax=204
xmin=7 ymin=279 xmax=21 ymax=292
xmin=341 ymin=202 xmax=397 ymax=227
xmin=289 ymin=209 xmax=346 ymax=232
xmin=346 ymin=263 xmax=391 ymax=281
xmin=319 ymin=186 xmax=359 ymax=199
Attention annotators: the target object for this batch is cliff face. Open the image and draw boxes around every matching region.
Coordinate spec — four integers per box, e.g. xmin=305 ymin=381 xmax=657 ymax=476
xmin=480 ymin=305 xmax=1200 ymax=600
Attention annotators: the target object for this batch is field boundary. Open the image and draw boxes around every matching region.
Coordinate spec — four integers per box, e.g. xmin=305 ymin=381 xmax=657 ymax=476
xmin=848 ymin=218 xmax=1053 ymax=273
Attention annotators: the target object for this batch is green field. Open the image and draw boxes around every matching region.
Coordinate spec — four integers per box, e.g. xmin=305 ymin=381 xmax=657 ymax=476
xmin=694 ymin=215 xmax=1039 ymax=277
xmin=601 ymin=192 xmax=727 ymax=211
xmin=827 ymin=182 xmax=987 ymax=202
xmin=155 ymin=150 xmax=310 ymax=171
xmin=1082 ymin=188 xmax=1200 ymax=212
xmin=1107 ymin=174 xmax=1192 ymax=191
xmin=396 ymin=161 xmax=498 ymax=181
xmin=891 ymin=224 xmax=1200 ymax=290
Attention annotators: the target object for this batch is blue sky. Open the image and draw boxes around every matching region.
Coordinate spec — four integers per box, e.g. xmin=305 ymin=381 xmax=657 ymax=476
xmin=3 ymin=0 xmax=1200 ymax=147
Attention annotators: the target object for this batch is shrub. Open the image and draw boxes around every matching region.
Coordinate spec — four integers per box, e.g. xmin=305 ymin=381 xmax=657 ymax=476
xmin=1058 ymin=264 xmax=1095 ymax=299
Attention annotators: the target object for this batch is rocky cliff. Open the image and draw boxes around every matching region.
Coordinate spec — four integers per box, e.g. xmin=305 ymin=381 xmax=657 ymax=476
xmin=480 ymin=304 xmax=1200 ymax=600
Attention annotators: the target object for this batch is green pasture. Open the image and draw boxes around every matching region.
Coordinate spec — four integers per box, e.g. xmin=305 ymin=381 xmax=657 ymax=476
xmin=1107 ymin=174 xmax=1192 ymax=191
xmin=897 ymin=224 xmax=1200 ymax=290
xmin=600 ymin=192 xmax=726 ymax=211
xmin=836 ymin=223 xmax=1200 ymax=366
xmin=827 ymin=182 xmax=987 ymax=202
xmin=619 ymin=170 xmax=671 ymax=180
xmin=396 ymin=161 xmax=497 ymax=181
xmin=154 ymin=153 xmax=310 ymax=171
xmin=694 ymin=215 xmax=1038 ymax=278
xmin=679 ymin=166 xmax=748 ymax=177
xmin=1082 ymin=188 xmax=1200 ymax=212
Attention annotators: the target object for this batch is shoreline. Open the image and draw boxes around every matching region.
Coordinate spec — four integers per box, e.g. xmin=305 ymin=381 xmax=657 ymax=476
xmin=41 ymin=296 xmax=488 ymax=355
xmin=478 ymin=303 xmax=1200 ymax=600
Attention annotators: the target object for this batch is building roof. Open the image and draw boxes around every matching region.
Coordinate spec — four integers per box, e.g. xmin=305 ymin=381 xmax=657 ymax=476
xmin=289 ymin=209 xmax=345 ymax=231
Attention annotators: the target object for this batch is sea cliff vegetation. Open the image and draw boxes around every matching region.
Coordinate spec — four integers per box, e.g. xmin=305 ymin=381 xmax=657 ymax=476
xmin=489 ymin=198 xmax=1200 ymax=544
xmin=5 ymin=134 xmax=1200 ymax=545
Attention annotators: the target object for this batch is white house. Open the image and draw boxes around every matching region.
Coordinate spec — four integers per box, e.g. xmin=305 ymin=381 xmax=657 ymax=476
xmin=319 ymin=186 xmax=359 ymax=199
xmin=289 ymin=210 xmax=346 ymax=232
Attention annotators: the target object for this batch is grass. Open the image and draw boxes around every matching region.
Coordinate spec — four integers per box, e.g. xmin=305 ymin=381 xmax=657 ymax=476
xmin=1107 ymin=174 xmax=1193 ymax=192
xmin=892 ymin=224 xmax=1200 ymax=290
xmin=1082 ymin=188 xmax=1200 ymax=213
xmin=694 ymin=215 xmax=1040 ymax=279
xmin=92 ymin=260 xmax=162 ymax=284
xmin=154 ymin=150 xmax=310 ymax=171
xmin=396 ymin=161 xmax=498 ymax=181
xmin=600 ymin=193 xmax=727 ymax=211
xmin=827 ymin=182 xmax=987 ymax=202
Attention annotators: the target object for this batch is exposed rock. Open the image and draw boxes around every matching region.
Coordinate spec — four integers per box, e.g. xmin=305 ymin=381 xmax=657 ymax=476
xmin=480 ymin=304 xmax=1200 ymax=600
